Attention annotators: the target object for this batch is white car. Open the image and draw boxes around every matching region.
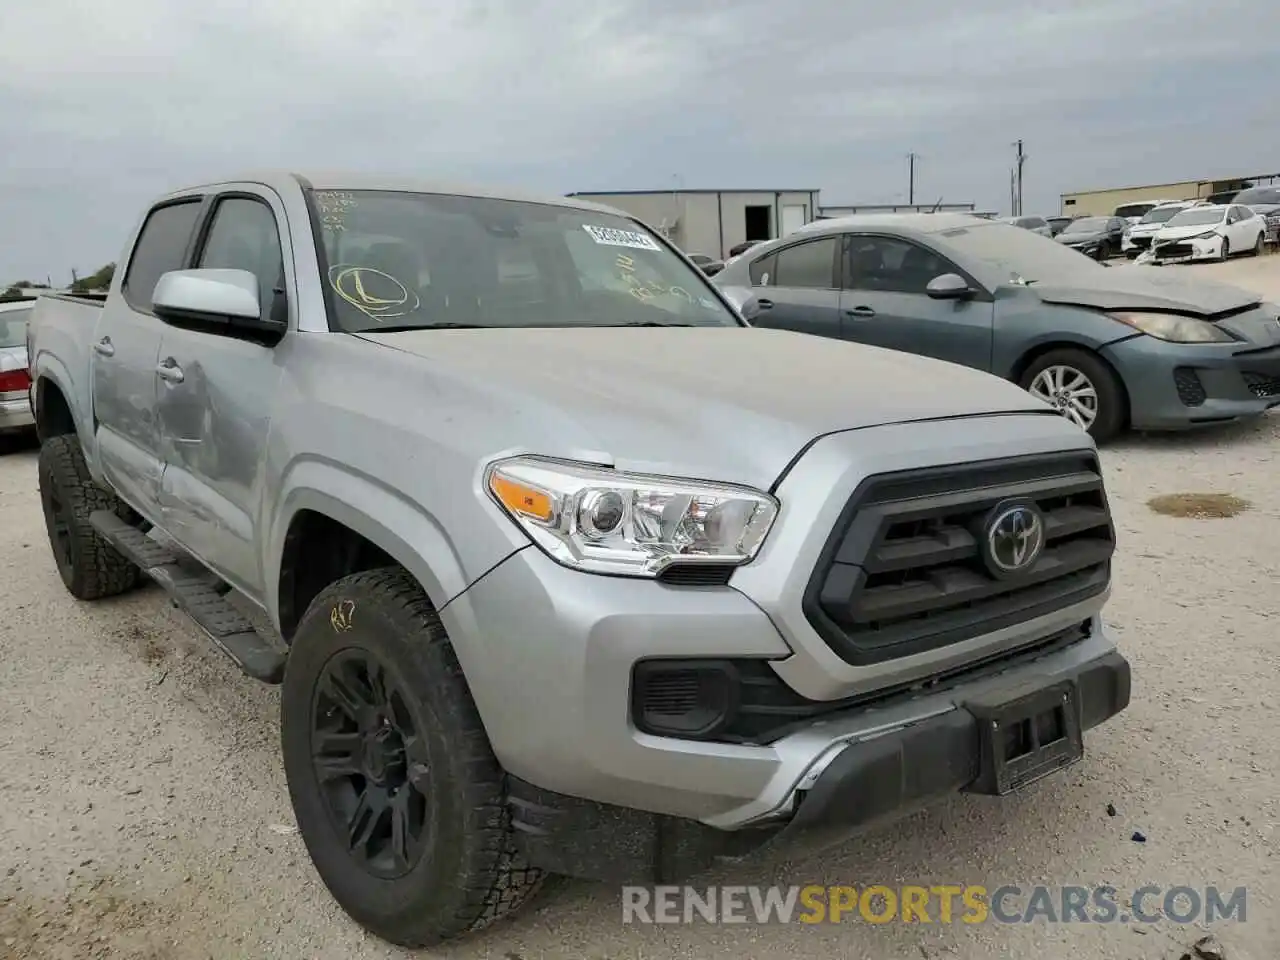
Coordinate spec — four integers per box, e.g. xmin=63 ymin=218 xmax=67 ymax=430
xmin=0 ymin=297 xmax=36 ymax=437
xmin=1121 ymin=201 xmax=1197 ymax=258
xmin=1143 ymin=203 xmax=1267 ymax=264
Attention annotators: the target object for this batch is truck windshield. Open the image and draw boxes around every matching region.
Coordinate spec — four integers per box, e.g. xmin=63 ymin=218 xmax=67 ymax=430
xmin=0 ymin=308 xmax=32 ymax=347
xmin=307 ymin=190 xmax=741 ymax=332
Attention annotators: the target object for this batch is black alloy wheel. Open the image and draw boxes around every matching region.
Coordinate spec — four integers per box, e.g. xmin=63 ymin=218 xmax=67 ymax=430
xmin=311 ymin=649 xmax=430 ymax=879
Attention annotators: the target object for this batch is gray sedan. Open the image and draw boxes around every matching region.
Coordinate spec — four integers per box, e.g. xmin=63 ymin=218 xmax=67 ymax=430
xmin=714 ymin=214 xmax=1280 ymax=442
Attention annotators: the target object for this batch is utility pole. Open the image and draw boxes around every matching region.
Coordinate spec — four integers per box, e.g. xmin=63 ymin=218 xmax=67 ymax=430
xmin=1013 ymin=140 xmax=1026 ymax=216
xmin=907 ymin=152 xmax=917 ymax=206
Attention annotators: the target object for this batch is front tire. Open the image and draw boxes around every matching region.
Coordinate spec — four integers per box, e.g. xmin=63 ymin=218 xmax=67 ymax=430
xmin=1020 ymin=348 xmax=1126 ymax=444
xmin=1219 ymin=237 xmax=1230 ymax=262
xmin=38 ymin=435 xmax=140 ymax=600
xmin=280 ymin=567 xmax=544 ymax=949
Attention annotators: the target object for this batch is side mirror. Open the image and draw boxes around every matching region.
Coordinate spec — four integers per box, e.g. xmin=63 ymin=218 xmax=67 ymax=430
xmin=152 ymin=269 xmax=285 ymax=342
xmin=925 ymin=273 xmax=974 ymax=300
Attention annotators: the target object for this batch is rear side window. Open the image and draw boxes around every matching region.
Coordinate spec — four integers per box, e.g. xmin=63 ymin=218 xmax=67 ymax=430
xmin=771 ymin=238 xmax=838 ymax=289
xmin=122 ymin=200 xmax=203 ymax=312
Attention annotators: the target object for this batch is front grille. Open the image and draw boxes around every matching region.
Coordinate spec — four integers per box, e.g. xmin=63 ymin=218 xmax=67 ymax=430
xmin=1154 ymin=242 xmax=1194 ymax=259
xmin=1242 ymin=370 xmax=1280 ymax=399
xmin=803 ymin=453 xmax=1114 ymax=666
xmin=1128 ymin=235 xmax=1152 ymax=250
xmin=1174 ymin=367 xmax=1207 ymax=406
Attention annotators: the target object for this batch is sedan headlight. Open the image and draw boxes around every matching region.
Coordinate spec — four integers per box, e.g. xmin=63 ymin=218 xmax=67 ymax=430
xmin=1109 ymin=311 xmax=1236 ymax=343
xmin=485 ymin=456 xmax=779 ymax=576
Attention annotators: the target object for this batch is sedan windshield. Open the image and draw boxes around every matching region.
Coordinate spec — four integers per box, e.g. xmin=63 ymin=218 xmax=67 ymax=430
xmin=0 ymin=308 xmax=31 ymax=347
xmin=1114 ymin=203 xmax=1154 ymax=219
xmin=1062 ymin=217 xmax=1107 ymax=234
xmin=1140 ymin=205 xmax=1186 ymax=224
xmin=934 ymin=221 xmax=1105 ymax=283
xmin=1165 ymin=208 xmax=1226 ymax=227
xmin=307 ymin=190 xmax=740 ymax=332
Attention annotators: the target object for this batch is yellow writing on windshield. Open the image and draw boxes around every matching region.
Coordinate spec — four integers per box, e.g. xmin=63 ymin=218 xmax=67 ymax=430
xmin=328 ymin=265 xmax=420 ymax=320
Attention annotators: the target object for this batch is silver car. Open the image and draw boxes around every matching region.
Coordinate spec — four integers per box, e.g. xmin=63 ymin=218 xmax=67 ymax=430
xmin=1001 ymin=215 xmax=1053 ymax=237
xmin=0 ymin=298 xmax=35 ymax=436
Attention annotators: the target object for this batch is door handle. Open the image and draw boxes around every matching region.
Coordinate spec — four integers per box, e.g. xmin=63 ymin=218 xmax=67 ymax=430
xmin=93 ymin=337 xmax=115 ymax=357
xmin=845 ymin=306 xmax=876 ymax=318
xmin=755 ymin=298 xmax=773 ymax=309
xmin=156 ymin=359 xmax=184 ymax=383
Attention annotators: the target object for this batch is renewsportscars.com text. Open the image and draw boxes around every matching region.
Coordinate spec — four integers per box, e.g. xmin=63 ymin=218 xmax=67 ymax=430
xmin=621 ymin=884 xmax=1247 ymax=925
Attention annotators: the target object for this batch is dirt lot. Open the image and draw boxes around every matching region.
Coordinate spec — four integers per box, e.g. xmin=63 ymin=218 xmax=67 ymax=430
xmin=2 ymin=257 xmax=1278 ymax=960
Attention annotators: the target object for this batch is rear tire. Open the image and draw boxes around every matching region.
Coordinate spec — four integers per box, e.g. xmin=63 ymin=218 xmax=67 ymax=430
xmin=1252 ymin=232 xmax=1264 ymax=256
xmin=280 ymin=567 xmax=545 ymax=948
xmin=1019 ymin=348 xmax=1126 ymax=444
xmin=38 ymin=435 xmax=141 ymax=600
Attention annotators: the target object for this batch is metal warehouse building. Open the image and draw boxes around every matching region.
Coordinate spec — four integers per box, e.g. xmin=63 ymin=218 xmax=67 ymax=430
xmin=565 ymin=188 xmax=821 ymax=261
xmin=1061 ymin=172 xmax=1278 ymax=217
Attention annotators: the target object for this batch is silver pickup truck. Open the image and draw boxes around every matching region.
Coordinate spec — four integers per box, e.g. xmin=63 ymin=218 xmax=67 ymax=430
xmin=26 ymin=172 xmax=1130 ymax=948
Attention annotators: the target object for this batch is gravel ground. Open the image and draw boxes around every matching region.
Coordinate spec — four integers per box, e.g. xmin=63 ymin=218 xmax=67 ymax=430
xmin=1 ymin=257 xmax=1277 ymax=960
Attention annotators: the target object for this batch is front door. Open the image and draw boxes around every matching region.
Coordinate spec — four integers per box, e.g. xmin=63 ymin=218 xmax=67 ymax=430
xmin=745 ymin=235 xmax=843 ymax=339
xmin=92 ymin=199 xmax=205 ymax=517
xmin=155 ymin=191 xmax=289 ymax=601
xmin=837 ymin=233 xmax=995 ymax=371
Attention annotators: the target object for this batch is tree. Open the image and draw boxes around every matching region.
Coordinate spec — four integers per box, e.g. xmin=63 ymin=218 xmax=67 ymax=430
xmin=72 ymin=263 xmax=115 ymax=292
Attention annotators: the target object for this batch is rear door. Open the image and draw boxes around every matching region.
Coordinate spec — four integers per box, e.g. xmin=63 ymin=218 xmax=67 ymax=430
xmin=745 ymin=236 xmax=842 ymax=338
xmin=838 ymin=233 xmax=995 ymax=370
xmin=154 ymin=188 xmax=291 ymax=600
xmin=92 ymin=198 xmax=204 ymax=516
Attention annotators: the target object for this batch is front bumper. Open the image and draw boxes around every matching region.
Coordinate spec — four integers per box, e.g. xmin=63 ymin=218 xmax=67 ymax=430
xmin=1102 ymin=336 xmax=1280 ymax=430
xmin=444 ymin=413 xmax=1114 ymax=829
xmin=1145 ymin=234 xmax=1223 ymax=263
xmin=0 ymin=394 xmax=34 ymax=432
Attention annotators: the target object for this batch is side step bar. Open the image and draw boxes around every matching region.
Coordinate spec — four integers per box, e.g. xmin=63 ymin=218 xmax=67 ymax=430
xmin=89 ymin=510 xmax=286 ymax=684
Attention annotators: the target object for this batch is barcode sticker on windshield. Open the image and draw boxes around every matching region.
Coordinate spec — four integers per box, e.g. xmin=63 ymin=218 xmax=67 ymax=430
xmin=583 ymin=225 xmax=661 ymax=251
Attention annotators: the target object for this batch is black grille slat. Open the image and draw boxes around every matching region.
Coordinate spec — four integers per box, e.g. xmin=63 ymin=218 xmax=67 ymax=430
xmin=1242 ymin=370 xmax=1280 ymax=399
xmin=803 ymin=453 xmax=1114 ymax=666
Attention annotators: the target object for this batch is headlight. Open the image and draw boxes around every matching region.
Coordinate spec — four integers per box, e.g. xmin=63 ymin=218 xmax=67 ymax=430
xmin=485 ymin=456 xmax=779 ymax=576
xmin=1109 ymin=311 xmax=1235 ymax=343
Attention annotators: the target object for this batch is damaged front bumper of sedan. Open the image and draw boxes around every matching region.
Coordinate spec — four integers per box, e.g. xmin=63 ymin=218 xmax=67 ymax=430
xmin=1140 ymin=231 xmax=1224 ymax=265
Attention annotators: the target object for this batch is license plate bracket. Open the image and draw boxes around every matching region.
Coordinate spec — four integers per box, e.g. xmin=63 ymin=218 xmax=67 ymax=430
xmin=962 ymin=680 xmax=1083 ymax=796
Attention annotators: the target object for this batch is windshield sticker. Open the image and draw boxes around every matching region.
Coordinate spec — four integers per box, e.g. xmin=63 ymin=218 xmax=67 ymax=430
xmin=328 ymin=265 xmax=420 ymax=320
xmin=315 ymin=191 xmax=357 ymax=233
xmin=583 ymin=225 xmax=661 ymax=251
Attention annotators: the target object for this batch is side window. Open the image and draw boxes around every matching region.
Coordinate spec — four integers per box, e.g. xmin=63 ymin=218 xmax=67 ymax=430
xmin=197 ymin=197 xmax=285 ymax=317
xmin=121 ymin=200 xmax=203 ymax=312
xmin=771 ymin=238 xmax=837 ymax=289
xmin=748 ymin=252 xmax=776 ymax=287
xmin=843 ymin=236 xmax=955 ymax=295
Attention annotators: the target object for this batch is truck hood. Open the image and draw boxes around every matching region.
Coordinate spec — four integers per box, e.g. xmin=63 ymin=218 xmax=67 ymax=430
xmin=1029 ymin=266 xmax=1261 ymax=317
xmin=357 ymin=326 xmax=1054 ymax=489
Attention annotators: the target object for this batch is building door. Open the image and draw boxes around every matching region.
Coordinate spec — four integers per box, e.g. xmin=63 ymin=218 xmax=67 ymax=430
xmin=781 ymin=204 xmax=807 ymax=236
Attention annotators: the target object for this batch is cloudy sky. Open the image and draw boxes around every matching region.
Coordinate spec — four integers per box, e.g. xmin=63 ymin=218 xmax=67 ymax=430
xmin=2 ymin=0 xmax=1276 ymax=283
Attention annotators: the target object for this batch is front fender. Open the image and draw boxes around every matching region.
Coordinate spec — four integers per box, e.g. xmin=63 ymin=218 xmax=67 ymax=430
xmin=994 ymin=304 xmax=1136 ymax=379
xmin=266 ymin=456 xmax=488 ymax=627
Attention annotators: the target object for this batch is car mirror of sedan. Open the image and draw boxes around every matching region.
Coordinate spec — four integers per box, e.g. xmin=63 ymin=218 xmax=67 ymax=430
xmin=925 ymin=273 xmax=975 ymax=301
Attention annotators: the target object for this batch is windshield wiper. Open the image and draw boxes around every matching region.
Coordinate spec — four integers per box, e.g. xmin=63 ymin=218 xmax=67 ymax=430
xmin=603 ymin=321 xmax=697 ymax=327
xmin=356 ymin=323 xmax=486 ymax=333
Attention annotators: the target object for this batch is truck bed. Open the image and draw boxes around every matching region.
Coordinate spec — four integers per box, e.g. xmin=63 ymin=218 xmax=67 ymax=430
xmin=27 ymin=292 xmax=106 ymax=439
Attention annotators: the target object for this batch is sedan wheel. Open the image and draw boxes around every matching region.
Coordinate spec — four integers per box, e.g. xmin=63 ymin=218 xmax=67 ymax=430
xmin=1029 ymin=365 xmax=1098 ymax=431
xmin=1018 ymin=346 xmax=1127 ymax=443
xmin=1253 ymin=233 xmax=1264 ymax=256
